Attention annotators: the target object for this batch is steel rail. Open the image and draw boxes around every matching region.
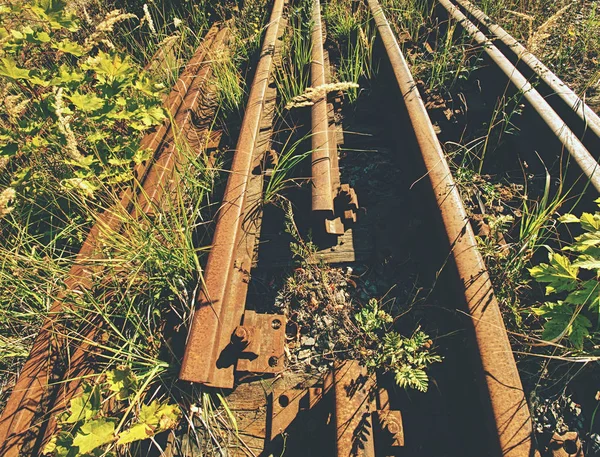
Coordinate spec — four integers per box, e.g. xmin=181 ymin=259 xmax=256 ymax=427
xmin=37 ymin=27 xmax=232 ymax=452
xmin=310 ymin=0 xmax=335 ymax=218
xmin=179 ymin=0 xmax=286 ymax=389
xmin=436 ymin=0 xmax=600 ymax=193
xmin=0 ymin=25 xmax=224 ymax=457
xmin=454 ymin=0 xmax=600 ymax=140
xmin=367 ymin=1 xmax=536 ymax=456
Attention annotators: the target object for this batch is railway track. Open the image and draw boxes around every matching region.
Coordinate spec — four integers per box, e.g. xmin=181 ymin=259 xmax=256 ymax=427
xmin=1 ymin=0 xmax=598 ymax=456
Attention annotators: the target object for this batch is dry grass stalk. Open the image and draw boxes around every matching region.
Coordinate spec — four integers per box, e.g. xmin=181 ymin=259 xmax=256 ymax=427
xmin=285 ymin=82 xmax=359 ymax=109
xmin=528 ymin=2 xmax=576 ymax=54
xmin=506 ymin=9 xmax=534 ymax=43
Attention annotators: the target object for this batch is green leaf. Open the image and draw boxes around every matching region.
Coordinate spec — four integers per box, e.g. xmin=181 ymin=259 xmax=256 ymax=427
xmin=116 ymin=423 xmax=152 ymax=445
xmin=566 ymin=280 xmax=600 ymax=312
xmin=53 ymin=39 xmax=85 ymax=56
xmin=558 ymin=213 xmax=580 ymax=224
xmin=0 ymin=142 xmax=18 ymax=157
xmin=49 ymin=65 xmax=85 ymax=85
xmin=106 ymin=366 xmax=137 ymax=401
xmin=72 ymin=418 xmax=116 ymax=454
xmin=82 ymin=51 xmax=134 ymax=83
xmin=580 ymin=212 xmax=600 ymax=231
xmin=62 ymin=177 xmax=98 ymax=198
xmin=529 ymin=252 xmax=579 ymax=294
xmin=68 ymin=91 xmax=105 ymax=112
xmin=0 ymin=57 xmax=30 ymax=80
xmin=43 ymin=431 xmax=74 ymax=457
xmin=65 ymin=384 xmax=101 ymax=423
xmin=137 ymin=105 xmax=166 ymax=127
xmin=117 ymin=400 xmax=181 ymax=446
xmin=573 ymin=254 xmax=600 ymax=270
xmin=532 ymin=301 xmax=591 ymax=349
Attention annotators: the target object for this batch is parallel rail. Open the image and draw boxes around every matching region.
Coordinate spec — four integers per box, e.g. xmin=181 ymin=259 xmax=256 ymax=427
xmin=437 ymin=0 xmax=600 ymax=193
xmin=1 ymin=0 xmax=598 ymax=455
xmin=0 ymin=24 xmax=229 ymax=456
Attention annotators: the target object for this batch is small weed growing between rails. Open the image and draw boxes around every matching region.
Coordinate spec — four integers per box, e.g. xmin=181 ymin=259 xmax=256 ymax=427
xmin=326 ymin=0 xmax=376 ymax=103
xmin=274 ymin=0 xmax=313 ymax=112
xmin=355 ymin=299 xmax=441 ymax=392
xmin=278 ymin=207 xmax=441 ymax=391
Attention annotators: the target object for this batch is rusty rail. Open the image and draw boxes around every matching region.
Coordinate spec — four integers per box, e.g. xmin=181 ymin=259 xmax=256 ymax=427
xmin=436 ymin=0 xmax=600 ymax=193
xmin=0 ymin=24 xmax=227 ymax=457
xmin=454 ymin=0 xmax=600 ymax=141
xmin=310 ymin=0 xmax=359 ymax=235
xmin=179 ymin=0 xmax=286 ymax=389
xmin=367 ymin=0 xmax=536 ymax=455
xmin=310 ymin=0 xmax=335 ymax=219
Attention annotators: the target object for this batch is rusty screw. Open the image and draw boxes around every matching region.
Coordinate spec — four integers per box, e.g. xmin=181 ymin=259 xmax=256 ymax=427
xmin=232 ymin=326 xmax=250 ymax=348
xmin=385 ymin=417 xmax=402 ymax=435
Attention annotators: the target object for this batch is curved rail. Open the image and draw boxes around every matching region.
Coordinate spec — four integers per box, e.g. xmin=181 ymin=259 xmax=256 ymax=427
xmin=437 ymin=0 xmax=600 ymax=194
xmin=367 ymin=1 xmax=536 ymax=455
xmin=454 ymin=0 xmax=600 ymax=140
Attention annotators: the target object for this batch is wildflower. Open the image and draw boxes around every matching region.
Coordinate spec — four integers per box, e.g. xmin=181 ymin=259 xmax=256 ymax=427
xmin=0 ymin=187 xmax=16 ymax=218
xmin=173 ymin=17 xmax=182 ymax=29
xmin=143 ymin=4 xmax=157 ymax=35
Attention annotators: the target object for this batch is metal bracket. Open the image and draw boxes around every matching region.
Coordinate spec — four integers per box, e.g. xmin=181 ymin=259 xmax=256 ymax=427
xmin=235 ymin=311 xmax=286 ymax=374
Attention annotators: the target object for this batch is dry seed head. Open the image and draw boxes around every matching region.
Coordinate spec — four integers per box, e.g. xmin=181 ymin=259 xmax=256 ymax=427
xmin=143 ymin=4 xmax=157 ymax=35
xmin=528 ymin=2 xmax=576 ymax=53
xmin=4 ymin=94 xmax=30 ymax=123
xmin=54 ymin=87 xmax=84 ymax=162
xmin=286 ymin=82 xmax=359 ymax=109
xmin=84 ymin=10 xmax=137 ymax=50
xmin=0 ymin=187 xmax=16 ymax=218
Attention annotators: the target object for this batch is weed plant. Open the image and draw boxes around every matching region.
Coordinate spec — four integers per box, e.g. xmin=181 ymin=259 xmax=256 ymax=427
xmin=326 ymin=0 xmax=376 ymax=103
xmin=274 ymin=0 xmax=313 ymax=113
xmin=474 ymin=0 xmax=600 ymax=99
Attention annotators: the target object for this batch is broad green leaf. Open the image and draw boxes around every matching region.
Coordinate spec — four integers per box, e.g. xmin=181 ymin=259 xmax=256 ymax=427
xmin=140 ymin=400 xmax=181 ymax=429
xmin=566 ymin=280 xmax=600 ymax=312
xmin=532 ymin=301 xmax=591 ymax=349
xmin=573 ymin=254 xmax=600 ymax=270
xmin=34 ymin=31 xmax=51 ymax=43
xmin=72 ymin=418 xmax=116 ymax=454
xmin=0 ymin=57 xmax=30 ymax=80
xmin=62 ymin=177 xmax=98 ymax=198
xmin=68 ymin=91 xmax=105 ymax=112
xmin=53 ymin=39 xmax=85 ymax=56
xmin=117 ymin=401 xmax=181 ymax=445
xmin=0 ymin=142 xmax=18 ymax=157
xmin=529 ymin=252 xmax=579 ymax=294
xmin=43 ymin=431 xmax=73 ymax=457
xmin=82 ymin=51 xmax=134 ymax=83
xmin=558 ymin=213 xmax=579 ymax=224
xmin=106 ymin=366 xmax=137 ymax=401
xmin=581 ymin=212 xmax=600 ymax=231
xmin=65 ymin=384 xmax=101 ymax=423
xmin=49 ymin=65 xmax=85 ymax=85
xmin=116 ymin=423 xmax=152 ymax=445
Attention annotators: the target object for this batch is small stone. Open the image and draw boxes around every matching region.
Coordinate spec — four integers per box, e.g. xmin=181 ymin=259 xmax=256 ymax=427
xmin=301 ymin=336 xmax=316 ymax=347
xmin=298 ymin=349 xmax=312 ymax=360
